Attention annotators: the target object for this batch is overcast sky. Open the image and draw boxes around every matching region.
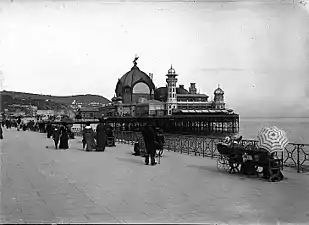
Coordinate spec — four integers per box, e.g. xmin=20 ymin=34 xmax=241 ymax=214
xmin=0 ymin=0 xmax=308 ymax=117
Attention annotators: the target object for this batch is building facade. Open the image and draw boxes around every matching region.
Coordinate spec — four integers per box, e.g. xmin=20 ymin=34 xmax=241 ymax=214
xmin=104 ymin=57 xmax=231 ymax=117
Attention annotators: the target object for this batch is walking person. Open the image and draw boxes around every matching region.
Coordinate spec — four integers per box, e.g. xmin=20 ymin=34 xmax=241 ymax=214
xmin=53 ymin=126 xmax=60 ymax=149
xmin=46 ymin=121 xmax=53 ymax=138
xmin=156 ymin=128 xmax=165 ymax=163
xmin=82 ymin=122 xmax=96 ymax=151
xmin=141 ymin=122 xmax=158 ymax=166
xmin=96 ymin=118 xmax=107 ymax=151
xmin=0 ymin=124 xmax=3 ymax=140
xmin=59 ymin=123 xmax=69 ymax=150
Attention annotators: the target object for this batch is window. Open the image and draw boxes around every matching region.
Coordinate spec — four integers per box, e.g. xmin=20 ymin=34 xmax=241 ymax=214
xmin=90 ymin=113 xmax=94 ymax=117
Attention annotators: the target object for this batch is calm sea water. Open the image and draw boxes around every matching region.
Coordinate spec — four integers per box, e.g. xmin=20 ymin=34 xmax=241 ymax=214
xmin=239 ymin=117 xmax=309 ymax=145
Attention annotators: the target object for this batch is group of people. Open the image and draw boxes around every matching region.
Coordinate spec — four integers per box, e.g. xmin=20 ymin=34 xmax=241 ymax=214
xmin=45 ymin=122 xmax=70 ymax=149
xmin=223 ymin=135 xmax=243 ymax=146
xmin=81 ymin=118 xmax=112 ymax=151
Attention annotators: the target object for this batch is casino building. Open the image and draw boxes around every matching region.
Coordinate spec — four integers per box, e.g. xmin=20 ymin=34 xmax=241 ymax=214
xmin=109 ymin=57 xmax=233 ymax=117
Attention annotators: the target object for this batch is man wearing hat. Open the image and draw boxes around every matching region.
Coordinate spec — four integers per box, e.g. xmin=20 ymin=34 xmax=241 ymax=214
xmin=141 ymin=121 xmax=158 ymax=166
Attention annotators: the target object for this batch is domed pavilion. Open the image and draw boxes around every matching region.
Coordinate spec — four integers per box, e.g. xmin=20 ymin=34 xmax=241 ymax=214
xmin=115 ymin=57 xmax=155 ymax=104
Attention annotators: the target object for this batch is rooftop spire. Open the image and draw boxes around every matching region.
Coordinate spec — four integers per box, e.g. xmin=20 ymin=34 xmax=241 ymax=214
xmin=133 ymin=55 xmax=139 ymax=66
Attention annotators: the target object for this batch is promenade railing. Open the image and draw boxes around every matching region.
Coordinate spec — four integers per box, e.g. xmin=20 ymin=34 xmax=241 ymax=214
xmin=108 ymin=130 xmax=309 ymax=174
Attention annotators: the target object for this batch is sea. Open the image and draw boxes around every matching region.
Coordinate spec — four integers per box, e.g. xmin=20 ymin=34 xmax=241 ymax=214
xmin=239 ymin=117 xmax=309 ymax=145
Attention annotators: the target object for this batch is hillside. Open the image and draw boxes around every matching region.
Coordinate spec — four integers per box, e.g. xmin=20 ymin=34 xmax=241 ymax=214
xmin=0 ymin=90 xmax=111 ymax=111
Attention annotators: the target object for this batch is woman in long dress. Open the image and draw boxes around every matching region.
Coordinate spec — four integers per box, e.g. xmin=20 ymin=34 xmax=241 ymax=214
xmin=96 ymin=118 xmax=107 ymax=151
xmin=82 ymin=122 xmax=96 ymax=151
xmin=59 ymin=124 xmax=69 ymax=150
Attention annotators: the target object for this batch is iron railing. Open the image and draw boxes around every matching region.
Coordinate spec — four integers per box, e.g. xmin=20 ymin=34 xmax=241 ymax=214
xmin=72 ymin=130 xmax=309 ymax=173
xmin=107 ymin=130 xmax=309 ymax=174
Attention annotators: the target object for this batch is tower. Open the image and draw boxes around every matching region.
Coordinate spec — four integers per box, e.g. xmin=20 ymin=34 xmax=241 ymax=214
xmin=166 ymin=65 xmax=178 ymax=115
xmin=189 ymin=83 xmax=197 ymax=94
xmin=214 ymin=84 xmax=225 ymax=109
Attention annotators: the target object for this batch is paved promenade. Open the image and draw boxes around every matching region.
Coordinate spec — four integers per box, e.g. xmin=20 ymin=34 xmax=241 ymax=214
xmin=1 ymin=129 xmax=309 ymax=224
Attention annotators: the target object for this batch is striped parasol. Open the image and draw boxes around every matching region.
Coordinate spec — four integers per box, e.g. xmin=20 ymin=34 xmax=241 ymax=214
xmin=257 ymin=126 xmax=289 ymax=153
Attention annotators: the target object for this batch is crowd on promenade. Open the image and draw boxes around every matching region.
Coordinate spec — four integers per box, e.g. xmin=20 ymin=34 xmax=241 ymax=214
xmin=1 ymin=117 xmax=166 ymax=166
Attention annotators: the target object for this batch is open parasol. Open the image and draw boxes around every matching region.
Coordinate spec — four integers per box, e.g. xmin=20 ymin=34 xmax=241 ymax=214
xmin=257 ymin=126 xmax=289 ymax=153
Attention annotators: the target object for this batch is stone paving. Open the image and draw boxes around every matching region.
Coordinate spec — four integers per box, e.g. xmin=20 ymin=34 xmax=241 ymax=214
xmin=1 ymin=128 xmax=309 ymax=224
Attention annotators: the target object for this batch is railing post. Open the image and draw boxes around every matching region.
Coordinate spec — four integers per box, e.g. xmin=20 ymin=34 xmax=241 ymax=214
xmin=202 ymin=138 xmax=205 ymax=157
xmin=194 ymin=138 xmax=197 ymax=156
xmin=281 ymin=151 xmax=284 ymax=170
xmin=210 ymin=140 xmax=214 ymax=159
xmin=297 ymin=144 xmax=300 ymax=173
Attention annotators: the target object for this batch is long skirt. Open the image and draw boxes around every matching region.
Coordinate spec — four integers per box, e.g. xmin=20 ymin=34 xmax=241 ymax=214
xmin=59 ymin=135 xmax=69 ymax=149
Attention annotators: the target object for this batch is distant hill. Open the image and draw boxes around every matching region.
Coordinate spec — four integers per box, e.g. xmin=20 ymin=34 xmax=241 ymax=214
xmin=0 ymin=90 xmax=111 ymax=111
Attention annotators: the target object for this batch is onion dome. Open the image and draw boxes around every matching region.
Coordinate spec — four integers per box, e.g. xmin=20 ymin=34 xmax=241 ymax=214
xmin=214 ymin=84 xmax=224 ymax=95
xmin=115 ymin=58 xmax=155 ymax=97
xmin=167 ymin=65 xmax=176 ymax=75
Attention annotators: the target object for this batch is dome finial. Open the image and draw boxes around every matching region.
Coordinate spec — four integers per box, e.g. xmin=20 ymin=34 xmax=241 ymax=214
xmin=168 ymin=65 xmax=176 ymax=74
xmin=133 ymin=54 xmax=139 ymax=66
xmin=218 ymin=84 xmax=220 ymax=88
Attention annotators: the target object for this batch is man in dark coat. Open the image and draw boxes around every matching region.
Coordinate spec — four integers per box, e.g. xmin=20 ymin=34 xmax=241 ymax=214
xmin=141 ymin=122 xmax=158 ymax=166
xmin=46 ymin=121 xmax=53 ymax=138
xmin=96 ymin=118 xmax=107 ymax=151
xmin=0 ymin=124 xmax=3 ymax=140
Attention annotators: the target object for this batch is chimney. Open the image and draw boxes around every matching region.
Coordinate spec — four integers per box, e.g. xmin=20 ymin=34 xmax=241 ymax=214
xmin=189 ymin=83 xmax=197 ymax=94
xmin=179 ymin=85 xmax=184 ymax=89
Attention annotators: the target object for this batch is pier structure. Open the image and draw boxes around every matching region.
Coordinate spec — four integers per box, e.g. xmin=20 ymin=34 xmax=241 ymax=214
xmin=42 ymin=113 xmax=239 ymax=136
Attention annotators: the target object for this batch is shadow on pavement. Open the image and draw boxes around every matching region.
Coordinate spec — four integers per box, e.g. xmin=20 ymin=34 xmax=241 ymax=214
xmin=116 ymin=157 xmax=144 ymax=166
xmin=186 ymin=164 xmax=277 ymax=182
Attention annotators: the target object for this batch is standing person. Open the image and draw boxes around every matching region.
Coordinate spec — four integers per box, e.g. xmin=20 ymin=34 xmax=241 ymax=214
xmin=53 ymin=125 xmax=61 ymax=149
xmin=5 ymin=120 xmax=9 ymax=129
xmin=141 ymin=122 xmax=157 ymax=166
xmin=0 ymin=124 xmax=3 ymax=140
xmin=59 ymin=123 xmax=69 ymax=150
xmin=156 ymin=128 xmax=165 ymax=158
xmin=96 ymin=118 xmax=107 ymax=151
xmin=46 ymin=121 xmax=53 ymax=138
xmin=82 ymin=122 xmax=96 ymax=151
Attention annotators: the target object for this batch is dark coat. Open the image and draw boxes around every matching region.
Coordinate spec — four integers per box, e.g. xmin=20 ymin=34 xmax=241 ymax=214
xmin=141 ymin=125 xmax=157 ymax=154
xmin=83 ymin=127 xmax=96 ymax=151
xmin=0 ymin=125 xmax=3 ymax=139
xmin=53 ymin=127 xmax=60 ymax=142
xmin=59 ymin=126 xmax=69 ymax=149
xmin=96 ymin=123 xmax=107 ymax=150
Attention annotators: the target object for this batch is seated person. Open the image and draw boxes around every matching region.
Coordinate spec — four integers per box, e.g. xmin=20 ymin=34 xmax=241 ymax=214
xmin=223 ymin=136 xmax=232 ymax=145
xmin=233 ymin=135 xmax=242 ymax=144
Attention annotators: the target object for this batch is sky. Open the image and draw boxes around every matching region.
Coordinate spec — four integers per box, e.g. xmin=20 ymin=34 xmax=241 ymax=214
xmin=0 ymin=0 xmax=309 ymax=117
